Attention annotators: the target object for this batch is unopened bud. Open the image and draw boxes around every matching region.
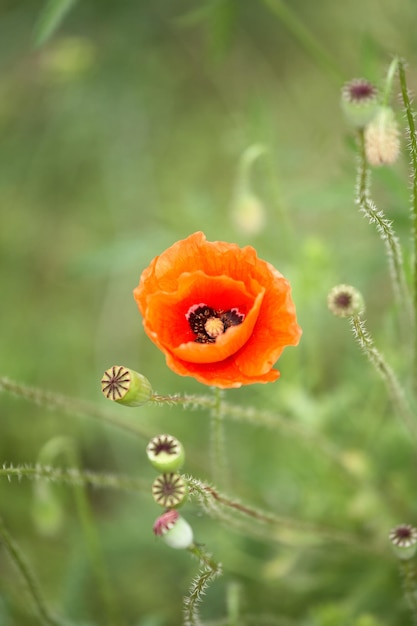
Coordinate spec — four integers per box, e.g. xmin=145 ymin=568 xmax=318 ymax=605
xmin=231 ymin=192 xmax=266 ymax=235
xmin=389 ymin=524 xmax=417 ymax=560
xmin=365 ymin=106 xmax=400 ymax=167
xmin=152 ymin=473 xmax=188 ymax=508
xmin=153 ymin=509 xmax=194 ymax=549
xmin=101 ymin=366 xmax=152 ymax=407
xmin=341 ymin=78 xmax=379 ymax=128
xmin=146 ymin=434 xmax=185 ymax=473
xmin=327 ymin=284 xmax=365 ymax=318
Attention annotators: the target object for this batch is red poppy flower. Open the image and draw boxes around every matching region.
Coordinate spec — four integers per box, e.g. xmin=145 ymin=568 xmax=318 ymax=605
xmin=133 ymin=232 xmax=301 ymax=388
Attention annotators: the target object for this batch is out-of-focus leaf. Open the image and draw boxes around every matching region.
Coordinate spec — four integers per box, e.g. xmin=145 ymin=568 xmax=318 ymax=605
xmin=33 ymin=0 xmax=78 ymax=47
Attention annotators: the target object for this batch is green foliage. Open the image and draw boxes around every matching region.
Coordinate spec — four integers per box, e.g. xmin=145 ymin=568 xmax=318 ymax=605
xmin=2 ymin=1 xmax=417 ymax=625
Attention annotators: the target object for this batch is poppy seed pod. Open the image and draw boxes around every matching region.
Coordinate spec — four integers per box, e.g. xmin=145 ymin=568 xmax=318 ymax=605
xmin=389 ymin=524 xmax=417 ymax=560
xmin=327 ymin=284 xmax=364 ymax=318
xmin=341 ymin=78 xmax=379 ymax=128
xmin=151 ymin=473 xmax=188 ymax=509
xmin=146 ymin=434 xmax=185 ymax=473
xmin=153 ymin=509 xmax=194 ymax=549
xmin=100 ymin=366 xmax=152 ymax=407
xmin=133 ymin=232 xmax=301 ymax=388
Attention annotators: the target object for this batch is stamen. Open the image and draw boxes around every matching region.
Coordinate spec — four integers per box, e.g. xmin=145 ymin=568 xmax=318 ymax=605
xmin=186 ymin=304 xmax=245 ymax=343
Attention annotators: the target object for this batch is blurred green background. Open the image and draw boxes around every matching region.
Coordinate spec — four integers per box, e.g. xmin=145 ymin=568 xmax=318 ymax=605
xmin=1 ymin=0 xmax=417 ymax=624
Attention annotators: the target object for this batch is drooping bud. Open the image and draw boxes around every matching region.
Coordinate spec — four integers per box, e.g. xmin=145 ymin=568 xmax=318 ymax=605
xmin=231 ymin=192 xmax=266 ymax=236
xmin=389 ymin=524 xmax=417 ymax=560
xmin=327 ymin=284 xmax=365 ymax=318
xmin=341 ymin=78 xmax=379 ymax=128
xmin=364 ymin=106 xmax=400 ymax=167
xmin=153 ymin=509 xmax=194 ymax=549
xmin=101 ymin=366 xmax=152 ymax=407
xmin=146 ymin=434 xmax=185 ymax=473
xmin=152 ymin=473 xmax=188 ymax=508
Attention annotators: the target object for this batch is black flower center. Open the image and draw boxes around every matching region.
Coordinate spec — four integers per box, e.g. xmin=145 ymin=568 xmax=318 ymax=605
xmin=186 ymin=304 xmax=245 ymax=343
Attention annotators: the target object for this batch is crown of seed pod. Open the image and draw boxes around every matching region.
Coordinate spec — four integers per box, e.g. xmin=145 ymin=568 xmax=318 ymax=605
xmin=389 ymin=524 xmax=417 ymax=560
xmin=101 ymin=366 xmax=152 ymax=407
xmin=341 ymin=78 xmax=379 ymax=128
xmin=146 ymin=434 xmax=185 ymax=473
xmin=153 ymin=509 xmax=194 ymax=549
xmin=327 ymin=284 xmax=365 ymax=318
xmin=152 ymin=473 xmax=188 ymax=509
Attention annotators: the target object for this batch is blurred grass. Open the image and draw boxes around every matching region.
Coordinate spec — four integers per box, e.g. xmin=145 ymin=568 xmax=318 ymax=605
xmin=1 ymin=0 xmax=417 ymax=624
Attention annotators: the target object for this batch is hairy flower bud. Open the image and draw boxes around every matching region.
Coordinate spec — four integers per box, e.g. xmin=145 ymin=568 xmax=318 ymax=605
xmin=153 ymin=509 xmax=194 ymax=549
xmin=365 ymin=106 xmax=400 ymax=167
xmin=341 ymin=78 xmax=379 ymax=128
xmin=101 ymin=366 xmax=152 ymax=407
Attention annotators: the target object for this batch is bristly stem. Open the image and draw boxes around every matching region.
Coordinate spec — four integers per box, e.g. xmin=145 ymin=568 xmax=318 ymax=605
xmin=350 ymin=314 xmax=417 ymax=441
xmin=398 ymin=59 xmax=417 ymax=380
xmin=355 ymin=129 xmax=413 ymax=336
xmin=0 ymin=515 xmax=62 ymax=626
xmin=210 ymin=387 xmax=230 ymax=491
xmin=184 ymin=544 xmax=222 ymax=626
xmin=399 ymin=558 xmax=417 ymax=625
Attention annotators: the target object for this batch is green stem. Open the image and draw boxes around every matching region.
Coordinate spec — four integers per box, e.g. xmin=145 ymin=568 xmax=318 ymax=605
xmin=66 ymin=447 xmax=122 ymax=626
xmin=0 ymin=515 xmax=62 ymax=626
xmin=0 ymin=376 xmax=149 ymax=439
xmin=350 ymin=315 xmax=417 ymax=441
xmin=260 ymin=0 xmax=343 ymax=84
xmin=399 ymin=558 xmax=417 ymax=625
xmin=210 ymin=388 xmax=229 ymax=490
xmin=382 ymin=57 xmax=399 ymax=107
xmin=398 ymin=59 xmax=417 ymax=380
xmin=184 ymin=544 xmax=222 ymax=626
xmin=356 ymin=129 xmax=413 ymax=334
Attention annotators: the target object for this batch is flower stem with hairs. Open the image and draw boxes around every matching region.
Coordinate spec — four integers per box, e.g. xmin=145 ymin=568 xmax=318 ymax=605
xmin=184 ymin=543 xmax=222 ymax=626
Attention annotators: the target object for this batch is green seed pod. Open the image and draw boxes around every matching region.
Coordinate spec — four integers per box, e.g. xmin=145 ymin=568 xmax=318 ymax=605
xmin=341 ymin=78 xmax=379 ymax=128
xmin=101 ymin=366 xmax=152 ymax=407
xmin=389 ymin=524 xmax=417 ymax=560
xmin=153 ymin=509 xmax=194 ymax=549
xmin=152 ymin=473 xmax=188 ymax=509
xmin=146 ymin=434 xmax=185 ymax=472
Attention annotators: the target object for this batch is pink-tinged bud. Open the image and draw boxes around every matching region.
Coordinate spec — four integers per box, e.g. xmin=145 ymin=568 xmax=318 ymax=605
xmin=153 ymin=510 xmax=194 ymax=549
xmin=341 ymin=78 xmax=379 ymax=128
xmin=101 ymin=366 xmax=152 ymax=407
xmin=389 ymin=524 xmax=417 ymax=560
xmin=365 ymin=106 xmax=400 ymax=167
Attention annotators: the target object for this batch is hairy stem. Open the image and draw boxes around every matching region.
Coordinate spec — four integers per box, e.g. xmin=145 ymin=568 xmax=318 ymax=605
xmin=210 ymin=388 xmax=230 ymax=491
xmin=184 ymin=544 xmax=222 ymax=626
xmin=398 ymin=59 xmax=417 ymax=380
xmin=350 ymin=315 xmax=417 ymax=441
xmin=356 ymin=129 xmax=413 ymax=335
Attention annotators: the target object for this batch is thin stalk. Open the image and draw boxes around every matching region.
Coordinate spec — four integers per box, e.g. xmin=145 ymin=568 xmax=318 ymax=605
xmin=210 ymin=388 xmax=229 ymax=490
xmin=184 ymin=543 xmax=222 ymax=626
xmin=398 ymin=59 xmax=417 ymax=380
xmin=350 ymin=315 xmax=417 ymax=441
xmin=356 ymin=129 xmax=413 ymax=335
xmin=66 ymin=447 xmax=122 ymax=626
xmin=399 ymin=558 xmax=417 ymax=625
xmin=0 ymin=515 xmax=62 ymax=626
xmin=260 ymin=0 xmax=343 ymax=84
xmin=0 ymin=376 xmax=149 ymax=439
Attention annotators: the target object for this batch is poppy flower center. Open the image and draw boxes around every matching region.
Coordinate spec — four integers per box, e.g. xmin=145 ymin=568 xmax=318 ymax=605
xmin=186 ymin=304 xmax=245 ymax=344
